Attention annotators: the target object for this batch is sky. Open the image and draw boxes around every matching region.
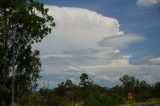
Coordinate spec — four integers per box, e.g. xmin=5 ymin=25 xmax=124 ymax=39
xmin=34 ymin=0 xmax=160 ymax=88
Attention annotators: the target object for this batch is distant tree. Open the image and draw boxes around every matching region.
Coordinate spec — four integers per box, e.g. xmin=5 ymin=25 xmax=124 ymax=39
xmin=55 ymin=79 xmax=75 ymax=97
xmin=119 ymin=75 xmax=139 ymax=99
xmin=39 ymin=88 xmax=66 ymax=106
xmin=110 ymin=85 xmax=125 ymax=98
xmin=59 ymin=79 xmax=75 ymax=88
xmin=55 ymin=82 xmax=67 ymax=97
xmin=79 ymin=73 xmax=93 ymax=88
xmin=154 ymin=82 xmax=160 ymax=98
xmin=63 ymin=80 xmax=78 ymax=106
xmin=120 ymin=75 xmax=138 ymax=91
xmin=79 ymin=73 xmax=93 ymax=99
xmin=135 ymin=80 xmax=152 ymax=101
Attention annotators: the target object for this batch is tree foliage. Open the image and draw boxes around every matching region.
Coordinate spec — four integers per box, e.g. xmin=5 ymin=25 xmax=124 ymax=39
xmin=79 ymin=73 xmax=93 ymax=88
xmin=79 ymin=73 xmax=93 ymax=98
xmin=154 ymin=82 xmax=160 ymax=97
xmin=0 ymin=0 xmax=55 ymax=105
xmin=120 ymin=75 xmax=138 ymax=91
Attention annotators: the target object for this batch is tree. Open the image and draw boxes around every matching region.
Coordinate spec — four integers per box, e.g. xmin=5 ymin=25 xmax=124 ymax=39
xmin=58 ymin=79 xmax=75 ymax=89
xmin=135 ymin=80 xmax=151 ymax=101
xmin=120 ymin=75 xmax=139 ymax=91
xmin=79 ymin=73 xmax=93 ymax=88
xmin=110 ymin=85 xmax=125 ymax=98
xmin=56 ymin=79 xmax=75 ymax=97
xmin=119 ymin=75 xmax=139 ymax=99
xmin=39 ymin=88 xmax=65 ymax=106
xmin=0 ymin=84 xmax=10 ymax=105
xmin=154 ymin=82 xmax=160 ymax=97
xmin=0 ymin=0 xmax=55 ymax=105
xmin=79 ymin=73 xmax=93 ymax=99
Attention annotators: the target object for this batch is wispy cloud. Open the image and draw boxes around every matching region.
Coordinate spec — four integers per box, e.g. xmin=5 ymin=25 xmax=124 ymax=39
xmin=149 ymin=57 xmax=160 ymax=65
xmin=136 ymin=0 xmax=160 ymax=6
xmin=41 ymin=54 xmax=73 ymax=59
xmin=99 ymin=34 xmax=144 ymax=48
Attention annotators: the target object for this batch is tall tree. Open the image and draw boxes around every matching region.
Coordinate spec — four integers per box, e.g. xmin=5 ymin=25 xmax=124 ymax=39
xmin=79 ymin=73 xmax=93 ymax=99
xmin=135 ymin=80 xmax=151 ymax=101
xmin=120 ymin=75 xmax=138 ymax=91
xmin=119 ymin=75 xmax=139 ymax=100
xmin=0 ymin=0 xmax=55 ymax=105
xmin=79 ymin=73 xmax=93 ymax=88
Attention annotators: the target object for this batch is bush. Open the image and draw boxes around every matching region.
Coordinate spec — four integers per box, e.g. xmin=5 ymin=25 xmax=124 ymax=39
xmin=84 ymin=92 xmax=125 ymax=106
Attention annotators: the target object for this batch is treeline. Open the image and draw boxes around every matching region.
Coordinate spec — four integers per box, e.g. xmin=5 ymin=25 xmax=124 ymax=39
xmin=9 ymin=73 xmax=159 ymax=106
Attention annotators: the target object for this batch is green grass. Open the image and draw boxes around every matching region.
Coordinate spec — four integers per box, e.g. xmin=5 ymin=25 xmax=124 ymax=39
xmin=137 ymin=98 xmax=160 ymax=106
xmin=77 ymin=101 xmax=84 ymax=106
xmin=146 ymin=98 xmax=160 ymax=103
xmin=121 ymin=98 xmax=160 ymax=106
xmin=76 ymin=98 xmax=160 ymax=106
xmin=120 ymin=100 xmax=135 ymax=106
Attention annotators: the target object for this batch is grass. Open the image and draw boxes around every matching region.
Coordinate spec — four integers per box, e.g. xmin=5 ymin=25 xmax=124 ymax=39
xmin=121 ymin=98 xmax=160 ymax=106
xmin=76 ymin=98 xmax=160 ymax=106
xmin=120 ymin=100 xmax=135 ymax=106
xmin=77 ymin=101 xmax=84 ymax=106
xmin=137 ymin=98 xmax=160 ymax=106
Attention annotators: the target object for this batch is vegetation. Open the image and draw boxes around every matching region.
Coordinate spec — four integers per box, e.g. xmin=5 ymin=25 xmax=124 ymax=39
xmin=36 ymin=74 xmax=159 ymax=106
xmin=1 ymin=73 xmax=157 ymax=106
xmin=0 ymin=0 xmax=54 ymax=105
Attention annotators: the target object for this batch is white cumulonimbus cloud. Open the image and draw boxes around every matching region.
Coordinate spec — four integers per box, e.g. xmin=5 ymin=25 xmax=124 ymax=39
xmin=136 ymin=0 xmax=160 ymax=6
xmin=35 ymin=5 xmax=143 ymax=55
xmin=34 ymin=5 xmax=124 ymax=53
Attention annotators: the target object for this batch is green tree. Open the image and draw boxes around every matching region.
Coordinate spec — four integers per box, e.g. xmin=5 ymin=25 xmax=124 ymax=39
xmin=0 ymin=84 xmax=10 ymax=105
xmin=79 ymin=73 xmax=93 ymax=99
xmin=79 ymin=73 xmax=93 ymax=88
xmin=39 ymin=88 xmax=61 ymax=106
xmin=0 ymin=0 xmax=55 ymax=105
xmin=58 ymin=79 xmax=75 ymax=89
xmin=110 ymin=85 xmax=126 ymax=98
xmin=119 ymin=75 xmax=139 ymax=99
xmin=55 ymin=80 xmax=75 ymax=97
xmin=65 ymin=79 xmax=75 ymax=88
xmin=120 ymin=75 xmax=139 ymax=91
xmin=135 ymin=80 xmax=151 ymax=101
xmin=154 ymin=82 xmax=160 ymax=98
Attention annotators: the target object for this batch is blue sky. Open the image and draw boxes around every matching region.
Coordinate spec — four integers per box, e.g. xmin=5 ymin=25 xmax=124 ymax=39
xmin=35 ymin=0 xmax=160 ymax=88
